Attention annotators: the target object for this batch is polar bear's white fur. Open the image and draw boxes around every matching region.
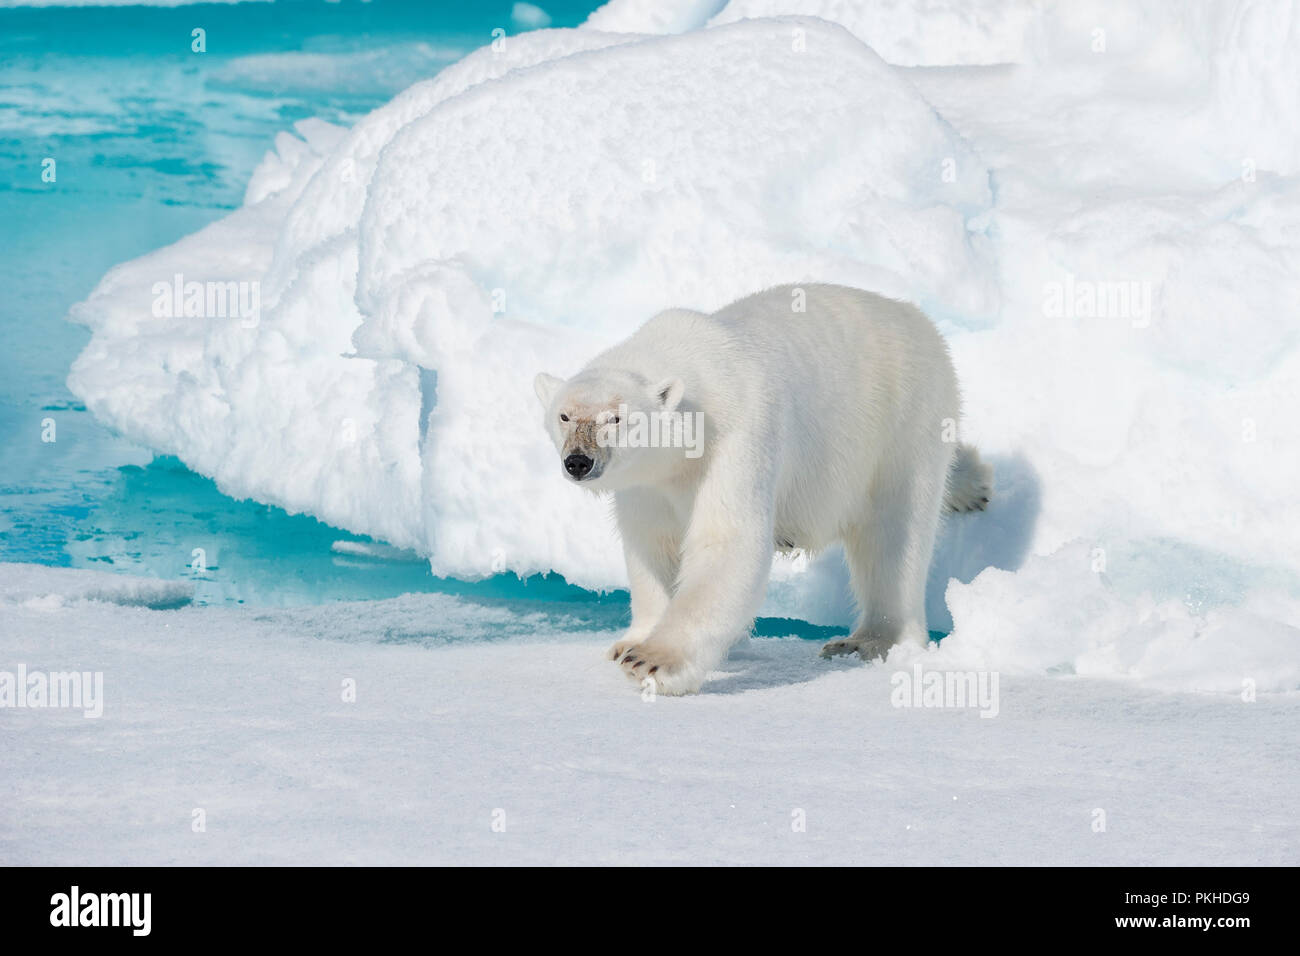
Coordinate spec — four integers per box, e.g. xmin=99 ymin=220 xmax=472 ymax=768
xmin=534 ymin=283 xmax=990 ymax=695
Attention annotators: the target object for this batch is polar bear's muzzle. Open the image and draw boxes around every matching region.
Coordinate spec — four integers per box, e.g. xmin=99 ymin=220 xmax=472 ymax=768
xmin=564 ymin=453 xmax=595 ymax=479
xmin=559 ymin=420 xmax=609 ymax=482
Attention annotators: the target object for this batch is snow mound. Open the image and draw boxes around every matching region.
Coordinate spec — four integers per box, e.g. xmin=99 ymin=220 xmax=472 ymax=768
xmin=583 ymin=0 xmax=727 ymax=34
xmin=913 ymin=544 xmax=1300 ymax=694
xmin=0 ymin=563 xmax=192 ymax=610
xmin=67 ymin=17 xmax=996 ymax=591
xmin=708 ymin=0 xmax=1040 ymax=65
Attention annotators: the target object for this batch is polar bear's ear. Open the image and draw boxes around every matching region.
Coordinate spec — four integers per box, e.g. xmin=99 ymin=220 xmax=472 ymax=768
xmin=653 ymin=378 xmax=684 ymax=414
xmin=534 ymin=372 xmax=563 ymax=409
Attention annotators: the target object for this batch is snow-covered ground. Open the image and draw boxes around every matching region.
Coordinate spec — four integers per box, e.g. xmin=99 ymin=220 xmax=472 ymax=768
xmin=2 ymin=564 xmax=1295 ymax=865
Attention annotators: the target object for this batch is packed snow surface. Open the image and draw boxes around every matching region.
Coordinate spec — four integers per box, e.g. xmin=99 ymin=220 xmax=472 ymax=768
xmin=0 ymin=563 xmax=192 ymax=610
xmin=2 ymin=564 xmax=1296 ymax=865
xmin=65 ymin=1 xmax=1300 ymax=694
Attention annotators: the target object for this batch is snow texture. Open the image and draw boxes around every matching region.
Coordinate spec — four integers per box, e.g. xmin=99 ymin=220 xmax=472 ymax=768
xmin=2 ymin=564 xmax=1295 ymax=865
xmin=0 ymin=563 xmax=193 ymax=610
xmin=707 ymin=0 xmax=1040 ymax=65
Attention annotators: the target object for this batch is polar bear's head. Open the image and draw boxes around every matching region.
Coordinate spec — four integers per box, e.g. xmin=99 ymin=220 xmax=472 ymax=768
xmin=533 ymin=368 xmax=686 ymax=490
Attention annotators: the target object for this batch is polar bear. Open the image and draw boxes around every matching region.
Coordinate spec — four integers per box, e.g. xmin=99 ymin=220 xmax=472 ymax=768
xmin=534 ymin=283 xmax=990 ymax=695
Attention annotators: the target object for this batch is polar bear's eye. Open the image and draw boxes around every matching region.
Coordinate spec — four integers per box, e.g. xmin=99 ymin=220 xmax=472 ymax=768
xmin=610 ymin=415 xmax=620 ymax=424
xmin=559 ymin=414 xmax=569 ymax=422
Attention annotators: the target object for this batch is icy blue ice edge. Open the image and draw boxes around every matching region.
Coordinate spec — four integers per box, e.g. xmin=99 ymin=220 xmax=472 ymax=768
xmin=4 ymin=450 xmax=884 ymax=641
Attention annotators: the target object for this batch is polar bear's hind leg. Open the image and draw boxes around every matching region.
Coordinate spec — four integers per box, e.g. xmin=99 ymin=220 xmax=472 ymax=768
xmin=944 ymin=443 xmax=993 ymax=513
xmin=821 ymin=447 xmax=949 ymax=661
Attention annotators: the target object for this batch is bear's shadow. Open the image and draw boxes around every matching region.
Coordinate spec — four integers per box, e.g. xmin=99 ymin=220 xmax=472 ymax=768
xmin=702 ymin=639 xmax=868 ymax=694
xmin=925 ymin=451 xmax=1041 ymax=632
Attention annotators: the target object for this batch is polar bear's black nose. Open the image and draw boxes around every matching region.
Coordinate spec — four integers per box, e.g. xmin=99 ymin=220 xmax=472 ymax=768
xmin=564 ymin=453 xmax=593 ymax=478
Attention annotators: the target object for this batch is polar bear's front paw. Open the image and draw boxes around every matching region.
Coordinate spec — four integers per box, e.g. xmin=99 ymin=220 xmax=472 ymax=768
xmin=607 ymin=631 xmax=649 ymax=662
xmin=615 ymin=640 xmax=703 ymax=695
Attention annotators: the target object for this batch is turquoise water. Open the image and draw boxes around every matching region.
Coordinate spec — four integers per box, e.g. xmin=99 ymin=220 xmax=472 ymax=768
xmin=0 ymin=0 xmax=853 ymax=637
xmin=0 ymin=0 xmax=615 ymax=606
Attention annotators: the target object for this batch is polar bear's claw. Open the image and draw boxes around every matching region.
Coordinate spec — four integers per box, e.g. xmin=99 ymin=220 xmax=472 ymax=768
xmin=608 ymin=634 xmax=649 ymax=661
xmin=616 ymin=640 xmax=702 ymax=695
xmin=818 ymin=638 xmax=854 ymax=659
xmin=819 ymin=635 xmax=892 ymax=661
xmin=944 ymin=444 xmax=993 ymax=513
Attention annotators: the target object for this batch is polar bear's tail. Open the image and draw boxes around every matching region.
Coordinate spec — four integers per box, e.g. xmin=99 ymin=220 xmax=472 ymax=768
xmin=945 ymin=443 xmax=992 ymax=513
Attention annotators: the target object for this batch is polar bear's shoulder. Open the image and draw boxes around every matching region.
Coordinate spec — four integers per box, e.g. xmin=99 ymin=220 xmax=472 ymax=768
xmin=641 ymin=306 xmax=710 ymax=333
xmin=617 ymin=306 xmax=728 ymax=357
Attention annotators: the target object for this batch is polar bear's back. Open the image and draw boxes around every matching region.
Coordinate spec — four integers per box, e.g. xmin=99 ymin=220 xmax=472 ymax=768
xmin=590 ymin=284 xmax=963 ymax=551
xmin=711 ymin=283 xmax=958 ymax=422
xmin=601 ymin=281 xmax=959 ymax=443
xmin=709 ymin=283 xmax=961 ymax=545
